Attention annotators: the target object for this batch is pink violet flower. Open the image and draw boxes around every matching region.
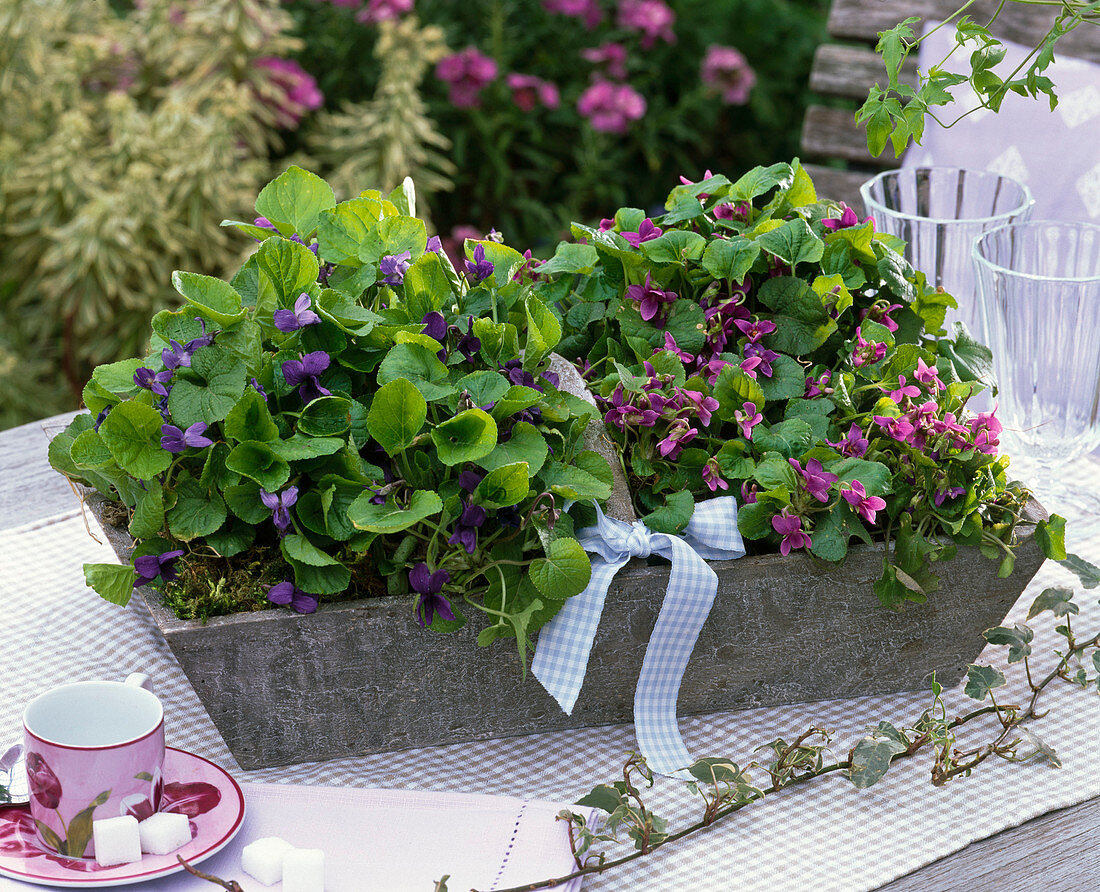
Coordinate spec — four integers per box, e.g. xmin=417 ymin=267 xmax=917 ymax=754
xmin=700 ymin=357 xmax=733 ymax=385
xmin=828 ymin=423 xmax=869 ymax=458
xmin=617 ymin=0 xmax=676 ymax=49
xmin=741 ymin=481 xmax=758 ymax=504
xmin=662 ymin=332 xmax=695 ymax=364
xmin=874 ymin=414 xmax=918 ymax=446
xmin=679 ymin=169 xmax=715 ymax=202
xmin=436 ymin=48 xmax=498 ymax=108
xmin=841 ymin=480 xmax=887 ymax=524
xmin=506 ymin=73 xmax=560 ymax=112
xmin=252 ymin=57 xmax=323 ymax=128
xmin=577 ymin=79 xmax=647 ymax=133
xmin=734 ymin=401 xmax=762 ymax=439
xmin=886 ymin=374 xmax=921 ymax=403
xmin=852 ymin=328 xmax=887 ymax=367
xmin=602 ymin=385 xmax=660 ymax=430
xmin=676 ymin=389 xmax=719 ymax=427
xmin=703 ymin=457 xmax=729 ymax=492
xmin=739 ymin=355 xmax=763 ymax=381
xmin=598 ymin=217 xmax=616 ymax=231
xmin=789 ymin=457 xmax=838 ymax=503
xmin=914 ymin=357 xmax=946 ymax=391
xmin=734 ymin=318 xmax=777 ymax=341
xmin=625 ymin=271 xmax=677 ymax=322
xmin=822 ymin=202 xmax=875 ymax=232
xmin=772 ymin=508 xmax=812 ymax=555
xmin=582 ymin=42 xmax=627 ymax=78
xmin=543 ymin=0 xmax=602 ymax=28
xmin=714 ymin=201 xmax=750 ymax=222
xmin=934 ymin=485 xmax=967 ymax=506
xmin=620 ymin=217 xmax=662 ymax=247
xmin=743 ymin=341 xmax=778 ymax=377
xmin=860 ymin=300 xmax=903 ymax=333
xmin=356 ymin=0 xmax=413 ymax=24
xmin=804 ymin=369 xmax=832 ymax=399
xmin=700 ymin=45 xmax=756 ymax=105
xmin=657 ymin=418 xmax=698 ymax=459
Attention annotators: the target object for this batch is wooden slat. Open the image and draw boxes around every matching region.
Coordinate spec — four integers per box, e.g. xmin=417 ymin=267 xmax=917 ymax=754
xmin=810 ymin=44 xmax=919 ymax=100
xmin=0 ymin=410 xmax=83 ymax=530
xmin=800 ymin=105 xmax=900 ymax=168
xmin=801 ymin=164 xmax=878 ymax=215
xmin=828 ymin=0 xmax=1100 ymax=62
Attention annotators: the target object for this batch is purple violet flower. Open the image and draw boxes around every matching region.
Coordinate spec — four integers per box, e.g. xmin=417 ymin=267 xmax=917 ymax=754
xmin=260 ymin=486 xmax=299 ymax=535
xmin=464 ymin=244 xmax=495 ymax=283
xmin=282 ymin=351 xmax=332 ymax=404
xmin=410 ymin=563 xmax=455 ymax=627
xmin=266 ymin=580 xmax=318 ymax=614
xmin=829 ymin=423 xmax=869 ymax=458
xmin=161 ymin=422 xmax=214 ymax=454
xmin=449 ymin=501 xmax=487 ymax=554
xmin=421 ymin=311 xmax=448 ymax=343
xmin=842 ymin=480 xmax=887 ymax=524
xmin=886 ymin=375 xmax=921 ymax=403
xmin=620 ymin=218 xmax=662 ymax=247
xmin=789 ymin=458 xmax=838 ymax=503
xmin=743 ymin=341 xmax=779 ymax=377
xmin=914 ymin=357 xmax=945 ymax=392
xmin=772 ymin=509 xmax=812 ymax=555
xmin=702 ymin=457 xmax=728 ymax=492
xmin=601 ymin=386 xmax=660 ymax=430
xmin=452 ymin=318 xmax=481 ymax=362
xmin=250 ymin=377 xmax=268 ymax=399
xmin=656 ymin=418 xmax=697 ymax=459
xmin=734 ymin=401 xmax=762 ymax=439
xmin=133 ymin=550 xmax=185 ymax=588
xmin=380 ymin=251 xmax=412 ymax=286
xmin=934 ymin=486 xmax=967 ymax=507
xmin=426 ymin=235 xmax=445 ymax=255
xmin=274 ymin=293 xmax=322 ymax=332
xmin=458 ymin=469 xmax=484 ymax=493
xmin=822 ymin=203 xmax=871 ymax=231
xmin=734 ymin=318 xmax=777 ymax=341
xmin=161 ymin=340 xmax=192 ymax=370
xmin=134 ymin=367 xmax=173 ymax=398
xmin=625 ymin=272 xmax=677 ymax=322
xmin=741 ymin=481 xmax=758 ymax=504
xmin=662 ymin=332 xmax=694 ymax=364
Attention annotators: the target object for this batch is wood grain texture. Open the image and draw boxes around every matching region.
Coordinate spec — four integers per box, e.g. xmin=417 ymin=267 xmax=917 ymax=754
xmin=0 ymin=411 xmax=84 ymax=530
xmin=828 ymin=0 xmax=1100 ymax=61
xmin=802 ymin=105 xmax=901 ymax=166
xmin=810 ymin=44 xmax=918 ymax=99
xmin=801 ymin=164 xmax=874 ymax=212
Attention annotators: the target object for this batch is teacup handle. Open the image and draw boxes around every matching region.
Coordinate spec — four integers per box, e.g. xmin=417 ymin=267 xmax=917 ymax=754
xmin=125 ymin=672 xmax=154 ymax=694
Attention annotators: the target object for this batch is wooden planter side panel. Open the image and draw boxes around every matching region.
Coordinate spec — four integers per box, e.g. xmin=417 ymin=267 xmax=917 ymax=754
xmin=90 ymin=496 xmax=1046 ymax=770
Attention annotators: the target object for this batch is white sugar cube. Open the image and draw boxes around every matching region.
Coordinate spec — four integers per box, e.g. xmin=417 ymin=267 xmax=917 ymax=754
xmin=241 ymin=836 xmax=294 ymax=886
xmin=283 ymin=847 xmax=325 ymax=892
xmin=92 ymin=815 xmax=142 ymax=867
xmin=138 ymin=811 xmax=192 ymax=855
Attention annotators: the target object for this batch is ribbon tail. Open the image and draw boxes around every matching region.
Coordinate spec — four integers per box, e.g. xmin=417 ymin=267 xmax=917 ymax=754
xmin=532 ymin=557 xmax=628 ymax=715
xmin=633 ymin=536 xmax=719 ymax=778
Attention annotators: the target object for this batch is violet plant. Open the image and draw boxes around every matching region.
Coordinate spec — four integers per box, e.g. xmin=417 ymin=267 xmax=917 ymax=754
xmin=538 ymin=160 xmax=1066 ymax=607
xmin=49 ymin=167 xmax=609 ymax=661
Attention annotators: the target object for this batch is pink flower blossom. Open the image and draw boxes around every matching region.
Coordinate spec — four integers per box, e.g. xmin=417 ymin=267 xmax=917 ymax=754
xmin=618 ymin=0 xmax=676 ymax=49
xmin=886 ymin=374 xmax=921 ymax=403
xmin=700 ymin=45 xmax=756 ymax=105
xmin=823 ymin=202 xmax=875 ymax=232
xmin=506 ymin=73 xmax=560 ymax=112
xmin=543 ymin=0 xmax=602 ymax=28
xmin=625 ymin=271 xmax=677 ymax=322
xmin=714 ymin=201 xmax=750 ymax=222
xmin=734 ymin=318 xmax=777 ymax=341
xmin=804 ymin=369 xmax=832 ymax=399
xmin=356 ymin=0 xmax=413 ymax=24
xmin=253 ymin=57 xmax=324 ymax=128
xmin=914 ymin=357 xmax=945 ymax=391
xmin=772 ymin=508 xmax=812 ymax=555
xmin=436 ymin=48 xmax=498 ymax=108
xmin=582 ymin=42 xmax=627 ymax=79
xmin=789 ymin=457 xmax=838 ymax=503
xmin=842 ymin=479 xmax=887 ymax=524
xmin=577 ymin=79 xmax=647 ymax=133
xmin=657 ymin=418 xmax=698 ymax=459
xmin=620 ymin=217 xmax=662 ymax=247
xmin=934 ymin=485 xmax=967 ymax=506
xmin=703 ymin=457 xmax=729 ymax=492
xmin=860 ymin=300 xmax=903 ymax=333
xmin=662 ymin=332 xmax=694 ymax=364
xmin=734 ymin=401 xmax=762 ymax=439
xmin=853 ymin=328 xmax=887 ymax=367
xmin=739 ymin=355 xmax=763 ymax=380
xmin=828 ymin=423 xmax=869 ymax=458
xmin=676 ymin=389 xmax=719 ymax=427
xmin=741 ymin=481 xmax=758 ymax=504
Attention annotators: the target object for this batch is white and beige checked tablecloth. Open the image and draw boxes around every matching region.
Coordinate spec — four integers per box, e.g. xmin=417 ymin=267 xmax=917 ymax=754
xmin=4 ymin=484 xmax=1100 ymax=891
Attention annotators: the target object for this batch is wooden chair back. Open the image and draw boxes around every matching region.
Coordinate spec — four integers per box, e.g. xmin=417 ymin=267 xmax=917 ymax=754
xmin=800 ymin=0 xmax=1100 ymax=211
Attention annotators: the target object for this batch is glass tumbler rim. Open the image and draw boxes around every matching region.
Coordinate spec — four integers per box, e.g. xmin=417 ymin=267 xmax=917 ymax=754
xmin=858 ymin=166 xmax=1034 ymax=226
xmin=972 ymin=220 xmax=1100 ymax=284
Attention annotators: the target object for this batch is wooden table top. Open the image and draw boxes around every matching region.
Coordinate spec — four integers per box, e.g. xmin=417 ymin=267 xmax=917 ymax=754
xmin=2 ymin=412 xmax=1094 ymax=892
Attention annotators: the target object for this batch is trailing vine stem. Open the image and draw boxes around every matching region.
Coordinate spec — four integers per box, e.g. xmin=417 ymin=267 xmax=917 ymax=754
xmin=467 ymin=596 xmax=1100 ymax=892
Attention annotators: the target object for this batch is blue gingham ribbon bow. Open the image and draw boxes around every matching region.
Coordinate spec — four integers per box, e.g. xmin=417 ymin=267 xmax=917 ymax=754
xmin=531 ymin=496 xmax=745 ymax=778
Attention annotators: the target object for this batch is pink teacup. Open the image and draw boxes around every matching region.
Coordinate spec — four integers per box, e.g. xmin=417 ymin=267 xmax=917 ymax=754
xmin=22 ymin=674 xmax=164 ymax=858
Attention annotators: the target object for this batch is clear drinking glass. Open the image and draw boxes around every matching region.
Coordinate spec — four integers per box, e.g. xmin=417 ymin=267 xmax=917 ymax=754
xmin=860 ymin=167 xmax=1034 ymax=340
xmin=972 ymin=221 xmax=1100 ymax=515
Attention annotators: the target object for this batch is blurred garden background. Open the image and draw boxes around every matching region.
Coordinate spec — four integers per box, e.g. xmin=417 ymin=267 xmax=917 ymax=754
xmin=0 ymin=0 xmax=828 ymax=430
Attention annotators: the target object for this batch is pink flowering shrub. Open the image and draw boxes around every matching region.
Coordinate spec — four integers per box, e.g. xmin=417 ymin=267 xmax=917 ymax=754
xmin=252 ymin=57 xmax=324 ymax=128
xmin=576 ymin=79 xmax=647 ymax=133
xmin=435 ymin=47 xmax=498 ymax=108
xmin=701 ymin=45 xmax=756 ymax=105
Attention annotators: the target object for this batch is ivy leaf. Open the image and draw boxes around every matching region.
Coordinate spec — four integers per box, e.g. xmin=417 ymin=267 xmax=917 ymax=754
xmin=347 ymin=490 xmax=443 ymax=533
xmin=83 ymin=563 xmax=135 ymax=606
xmin=431 ymin=409 xmax=498 ymax=466
xmin=529 ymin=537 xmax=592 ymax=600
xmin=849 ymin=735 xmax=907 ymax=789
xmin=963 ymin=664 xmax=1007 ymax=701
xmin=983 ymin=623 xmax=1034 ymax=663
xmin=1027 ymin=585 xmax=1079 ymax=620
xmin=98 ymin=400 xmax=173 ymax=480
xmin=1059 ymin=552 xmax=1100 ymax=589
xmin=254 ymin=165 xmax=336 ymax=238
xmin=575 ymin=784 xmax=625 ymax=814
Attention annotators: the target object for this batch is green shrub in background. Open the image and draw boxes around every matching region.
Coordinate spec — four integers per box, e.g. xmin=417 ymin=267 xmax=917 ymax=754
xmin=0 ymin=0 xmax=315 ymax=429
xmin=286 ymin=0 xmax=829 ymax=247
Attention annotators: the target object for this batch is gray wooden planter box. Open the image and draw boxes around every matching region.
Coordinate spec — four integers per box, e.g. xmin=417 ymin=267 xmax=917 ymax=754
xmin=88 ymin=494 xmax=1047 ymax=770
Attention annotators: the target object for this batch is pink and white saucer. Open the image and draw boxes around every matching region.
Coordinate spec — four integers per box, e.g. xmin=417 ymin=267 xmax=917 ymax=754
xmin=0 ymin=747 xmax=245 ymax=888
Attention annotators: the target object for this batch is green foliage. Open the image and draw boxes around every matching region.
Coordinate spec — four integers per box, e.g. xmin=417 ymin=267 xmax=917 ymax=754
xmin=49 ymin=169 xmax=608 ymax=662
xmin=0 ymin=0 xmax=303 ymax=429
xmin=543 ymin=161 xmax=1043 ymax=606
